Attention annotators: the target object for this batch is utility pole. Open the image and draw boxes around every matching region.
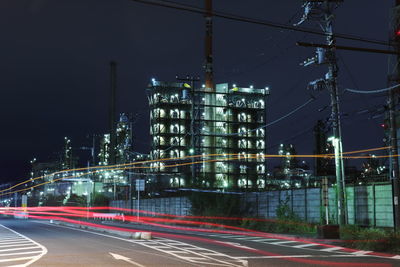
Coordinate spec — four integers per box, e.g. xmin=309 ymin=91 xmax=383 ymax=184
xmin=296 ymin=0 xmax=347 ymax=225
xmin=389 ymin=1 xmax=400 ymax=230
xmin=110 ymin=61 xmax=117 ymax=166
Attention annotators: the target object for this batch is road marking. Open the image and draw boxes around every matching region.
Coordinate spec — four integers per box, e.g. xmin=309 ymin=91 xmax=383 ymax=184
xmin=0 ymin=246 xmax=40 ymax=253
xmin=0 ymin=223 xmax=47 ymax=267
xmin=0 ymin=242 xmax=35 ymax=248
xmin=237 ymin=255 xmax=315 ymax=259
xmin=36 ymin=222 xmax=246 ymax=267
xmin=215 ymin=241 xmax=257 ymax=251
xmin=320 ymin=246 xmax=344 ymax=252
xmin=253 ymin=238 xmax=279 ymax=242
xmin=391 ymin=255 xmax=400 ymax=259
xmin=292 ymin=243 xmax=318 ymax=248
xmin=0 ymin=239 xmax=25 ymax=242
xmin=0 ymin=240 xmax=32 ymax=245
xmin=0 ymin=250 xmax=43 ymax=257
xmin=110 ymin=252 xmax=146 ymax=267
xmin=352 ymin=250 xmax=372 ymax=256
xmin=236 ymin=254 xmax=373 ymax=259
xmin=0 ymin=256 xmax=37 ymax=263
xmin=234 ymin=236 xmax=264 ymax=240
xmin=269 ymin=241 xmax=298 ymax=245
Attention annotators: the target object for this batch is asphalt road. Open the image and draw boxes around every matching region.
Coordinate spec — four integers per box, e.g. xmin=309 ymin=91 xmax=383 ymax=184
xmin=0 ymin=217 xmax=399 ymax=267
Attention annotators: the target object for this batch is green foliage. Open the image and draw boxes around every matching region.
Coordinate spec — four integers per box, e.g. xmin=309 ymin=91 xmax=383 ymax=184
xmin=93 ymin=193 xmax=110 ymax=207
xmin=236 ymin=196 xmax=315 ymax=235
xmin=27 ymin=196 xmax=40 ymax=207
xmin=340 ymin=225 xmax=400 ymax=252
xmin=65 ymin=194 xmax=86 ymax=207
xmin=42 ymin=195 xmax=65 ymax=206
xmin=189 ymin=192 xmax=242 ymax=219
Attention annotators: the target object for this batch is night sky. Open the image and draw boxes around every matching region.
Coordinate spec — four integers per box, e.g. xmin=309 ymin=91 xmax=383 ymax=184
xmin=0 ymin=0 xmax=394 ymax=183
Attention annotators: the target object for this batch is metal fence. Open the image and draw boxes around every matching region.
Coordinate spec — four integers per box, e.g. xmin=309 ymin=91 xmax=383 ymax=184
xmin=110 ymin=181 xmax=394 ymax=227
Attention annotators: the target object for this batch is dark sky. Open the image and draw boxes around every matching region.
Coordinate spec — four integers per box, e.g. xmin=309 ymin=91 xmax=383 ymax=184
xmin=0 ymin=0 xmax=394 ymax=183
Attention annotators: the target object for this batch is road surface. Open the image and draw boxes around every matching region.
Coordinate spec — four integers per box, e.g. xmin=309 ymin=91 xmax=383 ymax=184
xmin=0 ymin=217 xmax=399 ymax=267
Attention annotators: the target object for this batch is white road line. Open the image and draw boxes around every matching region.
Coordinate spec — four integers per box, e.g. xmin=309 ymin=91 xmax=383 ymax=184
xmin=0 ymin=251 xmax=43 ymax=257
xmin=234 ymin=237 xmax=264 ymax=240
xmin=0 ymin=246 xmax=39 ymax=253
xmin=391 ymin=255 xmax=400 ymax=259
xmin=352 ymin=250 xmax=372 ymax=256
xmin=319 ymin=247 xmax=344 ymax=252
xmin=218 ymin=235 xmax=245 ymax=239
xmin=0 ymin=243 xmax=36 ymax=249
xmin=0 ymin=224 xmax=47 ymax=267
xmin=0 ymin=237 xmax=25 ymax=241
xmin=253 ymin=239 xmax=279 ymax=242
xmin=237 ymin=255 xmax=314 ymax=259
xmin=269 ymin=241 xmax=298 ymax=245
xmin=236 ymin=255 xmax=371 ymax=259
xmin=35 ymin=222 xmax=245 ymax=267
xmin=292 ymin=243 xmax=318 ymax=248
xmin=0 ymin=256 xmax=36 ymax=263
xmin=0 ymin=240 xmax=30 ymax=245
xmin=165 ymin=250 xmax=189 ymax=254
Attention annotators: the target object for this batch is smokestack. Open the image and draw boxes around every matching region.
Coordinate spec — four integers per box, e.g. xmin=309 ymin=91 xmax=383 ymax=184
xmin=109 ymin=61 xmax=117 ymax=165
xmin=204 ymin=0 xmax=213 ymax=91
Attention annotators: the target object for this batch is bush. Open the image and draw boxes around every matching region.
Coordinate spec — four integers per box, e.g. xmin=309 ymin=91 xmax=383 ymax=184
xmin=340 ymin=225 xmax=400 ymax=252
xmin=65 ymin=194 xmax=87 ymax=207
xmin=189 ymin=192 xmax=242 ymax=219
xmin=93 ymin=193 xmax=110 ymax=207
xmin=42 ymin=195 xmax=65 ymax=206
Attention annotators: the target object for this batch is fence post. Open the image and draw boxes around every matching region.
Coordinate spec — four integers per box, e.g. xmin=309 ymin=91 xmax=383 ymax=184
xmin=291 ymin=189 xmax=294 ymax=215
xmin=305 ymin=187 xmax=308 ymax=222
xmin=266 ymin=191 xmax=269 ymax=218
xmin=354 ymin=182 xmax=357 ymax=225
xmin=373 ymin=183 xmax=376 ymax=227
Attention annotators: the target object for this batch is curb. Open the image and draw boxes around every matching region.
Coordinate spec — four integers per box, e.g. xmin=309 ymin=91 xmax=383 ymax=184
xmin=49 ymin=219 xmax=152 ymax=240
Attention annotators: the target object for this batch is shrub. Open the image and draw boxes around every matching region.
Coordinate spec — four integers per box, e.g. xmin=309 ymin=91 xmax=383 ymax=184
xmin=340 ymin=225 xmax=400 ymax=252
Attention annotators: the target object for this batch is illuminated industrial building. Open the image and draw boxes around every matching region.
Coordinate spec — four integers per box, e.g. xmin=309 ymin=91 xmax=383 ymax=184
xmin=147 ymin=79 xmax=269 ymax=190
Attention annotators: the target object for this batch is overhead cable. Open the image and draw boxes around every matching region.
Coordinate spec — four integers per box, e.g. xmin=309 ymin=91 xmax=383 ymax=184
xmin=345 ymin=84 xmax=400 ymax=94
xmin=128 ymin=0 xmax=389 ymax=46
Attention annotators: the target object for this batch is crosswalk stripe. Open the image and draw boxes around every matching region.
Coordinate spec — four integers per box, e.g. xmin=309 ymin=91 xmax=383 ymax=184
xmin=320 ymin=246 xmax=344 ymax=252
xmin=0 ymin=239 xmax=27 ymax=244
xmin=292 ymin=243 xmax=318 ymax=248
xmin=0 ymin=242 xmax=33 ymax=249
xmin=352 ymin=250 xmax=372 ymax=255
xmin=0 ymin=250 xmax=43 ymax=257
xmin=0 ymin=246 xmax=39 ymax=253
xmin=253 ymin=238 xmax=279 ymax=242
xmin=269 ymin=241 xmax=298 ymax=245
xmin=0 ymin=256 xmax=37 ymax=263
xmin=234 ymin=236 xmax=264 ymax=240
xmin=0 ymin=237 xmax=25 ymax=241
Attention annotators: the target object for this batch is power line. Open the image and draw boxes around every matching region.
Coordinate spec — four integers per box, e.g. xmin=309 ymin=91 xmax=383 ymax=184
xmin=345 ymin=84 xmax=400 ymax=94
xmin=127 ymin=0 xmax=390 ymax=46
